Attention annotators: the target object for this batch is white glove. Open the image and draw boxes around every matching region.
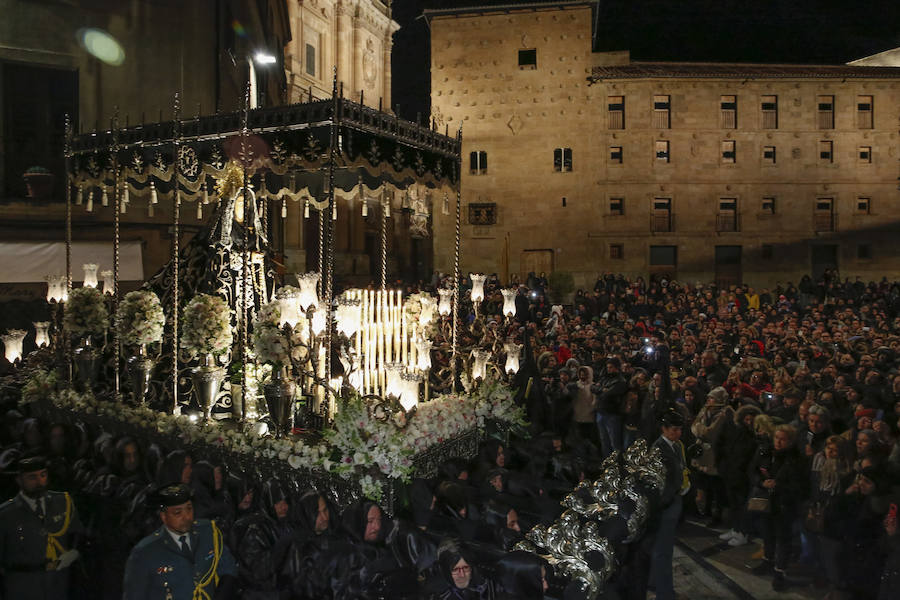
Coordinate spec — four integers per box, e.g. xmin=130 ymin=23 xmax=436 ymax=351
xmin=55 ymin=549 xmax=80 ymax=570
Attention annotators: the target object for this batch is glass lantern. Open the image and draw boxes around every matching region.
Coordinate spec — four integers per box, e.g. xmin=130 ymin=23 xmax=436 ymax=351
xmin=82 ymin=263 xmax=99 ymax=288
xmin=470 ymin=274 xmax=486 ymax=304
xmin=296 ymin=272 xmax=321 ymax=312
xmin=501 ymin=288 xmax=518 ymax=318
xmin=2 ymin=330 xmax=27 ymax=363
xmin=504 ymin=341 xmax=522 ymax=375
xmin=438 ymin=288 xmax=453 ymax=316
xmin=471 ymin=349 xmax=491 ymax=381
xmin=33 ymin=322 xmax=50 ymax=348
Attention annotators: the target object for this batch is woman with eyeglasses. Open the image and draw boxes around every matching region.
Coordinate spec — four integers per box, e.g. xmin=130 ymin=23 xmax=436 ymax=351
xmin=425 ymin=539 xmax=494 ymax=600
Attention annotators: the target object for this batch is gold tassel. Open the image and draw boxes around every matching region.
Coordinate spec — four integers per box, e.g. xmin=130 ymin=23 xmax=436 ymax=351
xmin=150 ymin=181 xmax=158 ymax=204
xmin=86 ymin=189 xmax=94 ymax=212
xmin=101 ymin=186 xmax=108 ymax=207
xmin=75 ymin=185 xmax=83 ymax=205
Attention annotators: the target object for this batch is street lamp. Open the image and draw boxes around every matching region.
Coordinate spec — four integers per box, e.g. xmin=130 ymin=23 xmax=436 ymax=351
xmin=248 ymin=50 xmax=278 ymax=109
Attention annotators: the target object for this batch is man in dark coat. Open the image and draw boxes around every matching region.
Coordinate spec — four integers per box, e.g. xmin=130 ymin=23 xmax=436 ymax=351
xmin=595 ymin=357 xmax=628 ymax=457
xmin=122 ymin=483 xmax=237 ymax=600
xmin=0 ymin=456 xmax=83 ymax=600
xmin=649 ymin=410 xmax=689 ymax=600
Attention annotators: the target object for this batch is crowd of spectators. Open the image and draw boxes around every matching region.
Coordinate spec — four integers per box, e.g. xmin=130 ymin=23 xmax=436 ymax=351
xmin=3 ymin=270 xmax=900 ymax=599
xmin=437 ymin=270 xmax=900 ymax=599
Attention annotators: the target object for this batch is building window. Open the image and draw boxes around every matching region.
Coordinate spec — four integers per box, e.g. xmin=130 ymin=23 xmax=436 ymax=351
xmin=649 ymin=245 xmax=677 ymax=266
xmin=858 ymin=146 xmax=872 ymax=163
xmin=761 ymin=95 xmax=778 ymax=129
xmin=762 ymin=145 xmax=776 ymax=164
xmin=468 ymin=202 xmax=496 ymax=225
xmin=817 ymin=95 xmax=834 ymax=129
xmin=608 ymin=96 xmax=624 ymax=129
xmin=652 ymin=95 xmax=670 ymax=129
xmin=762 ymin=196 xmax=776 ymax=214
xmin=856 ymin=197 xmax=871 ymax=214
xmin=857 ymin=95 xmax=873 ymax=129
xmin=721 ymin=95 xmax=737 ymax=129
xmin=717 ymin=198 xmax=739 ymax=232
xmin=655 ymin=140 xmax=670 ymax=162
xmin=609 ymin=197 xmax=624 ymax=215
xmin=518 ymin=49 xmax=537 ymax=70
xmin=761 ymin=244 xmax=774 ymax=260
xmin=721 ymin=140 xmax=736 ymax=163
xmin=819 ymin=140 xmax=833 ymax=163
xmin=609 ymin=146 xmax=623 ymax=164
xmin=610 ymin=243 xmax=624 ymax=260
xmin=651 ymin=197 xmax=672 ymax=232
xmin=305 ymin=43 xmax=317 ymax=77
xmin=553 ymin=147 xmax=573 ymax=172
xmin=858 ymin=244 xmax=872 ymax=260
xmin=815 ymin=197 xmax=834 ymax=232
xmin=303 ymin=26 xmax=321 ymax=78
xmin=469 ymin=150 xmax=487 ymax=175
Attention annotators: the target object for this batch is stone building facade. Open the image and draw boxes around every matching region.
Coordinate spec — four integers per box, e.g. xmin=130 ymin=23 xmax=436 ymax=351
xmin=426 ymin=1 xmax=900 ymax=289
xmin=0 ymin=0 xmax=291 ymax=299
xmin=285 ymin=0 xmax=397 ymax=109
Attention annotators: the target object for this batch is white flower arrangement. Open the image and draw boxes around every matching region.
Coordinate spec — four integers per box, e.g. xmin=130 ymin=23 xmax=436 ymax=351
xmin=41 ymin=371 xmax=526 ymax=504
xmin=251 ymin=323 xmax=290 ymax=367
xmin=63 ymin=286 xmax=109 ymax=337
xmin=252 ymin=295 xmax=308 ymax=369
xmin=181 ymin=294 xmax=233 ymax=356
xmin=118 ymin=290 xmax=165 ymax=346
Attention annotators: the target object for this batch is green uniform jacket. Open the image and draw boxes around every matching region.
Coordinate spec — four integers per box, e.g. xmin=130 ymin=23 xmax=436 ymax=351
xmin=0 ymin=491 xmax=82 ymax=600
xmin=123 ymin=519 xmax=237 ymax=600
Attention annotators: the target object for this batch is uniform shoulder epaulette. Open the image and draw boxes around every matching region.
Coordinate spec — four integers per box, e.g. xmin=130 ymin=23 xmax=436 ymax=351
xmin=0 ymin=498 xmax=14 ymax=513
xmin=133 ymin=529 xmax=166 ymax=551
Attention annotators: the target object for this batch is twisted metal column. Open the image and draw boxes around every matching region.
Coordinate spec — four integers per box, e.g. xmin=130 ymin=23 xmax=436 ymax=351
xmin=64 ymin=114 xmax=73 ymax=384
xmin=380 ymin=190 xmax=387 ymax=290
xmin=451 ymin=126 xmax=462 ymax=393
xmin=172 ymin=94 xmax=181 ymax=412
xmin=111 ymin=108 xmax=121 ymax=400
xmin=240 ymin=82 xmax=251 ymax=423
xmin=317 ymin=206 xmax=325 ymax=277
xmin=322 ymin=67 xmax=339 ymax=417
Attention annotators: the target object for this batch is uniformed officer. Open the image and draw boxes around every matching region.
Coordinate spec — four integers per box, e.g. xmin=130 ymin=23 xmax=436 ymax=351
xmin=649 ymin=409 xmax=690 ymax=600
xmin=123 ymin=483 xmax=237 ymax=600
xmin=0 ymin=455 xmax=83 ymax=600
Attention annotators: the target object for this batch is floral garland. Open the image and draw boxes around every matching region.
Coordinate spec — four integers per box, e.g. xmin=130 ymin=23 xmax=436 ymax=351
xmin=181 ymin=294 xmax=233 ymax=357
xmin=19 ymin=370 xmax=526 ymax=503
xmin=118 ymin=290 xmax=165 ymax=346
xmin=63 ymin=287 xmax=109 ymax=337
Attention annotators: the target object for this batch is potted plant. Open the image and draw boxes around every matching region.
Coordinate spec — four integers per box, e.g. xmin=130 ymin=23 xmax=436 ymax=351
xmin=63 ymin=286 xmax=109 ymax=390
xmin=117 ymin=290 xmax=165 ymax=404
xmin=23 ymin=166 xmax=55 ymax=200
xmin=181 ymin=294 xmax=233 ymax=420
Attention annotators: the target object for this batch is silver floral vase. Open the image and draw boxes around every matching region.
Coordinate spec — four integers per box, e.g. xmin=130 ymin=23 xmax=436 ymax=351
xmin=264 ymin=366 xmax=296 ymax=438
xmin=73 ymin=336 xmax=98 ymax=391
xmin=127 ymin=344 xmax=155 ymax=405
xmin=191 ymin=353 xmax=225 ymax=422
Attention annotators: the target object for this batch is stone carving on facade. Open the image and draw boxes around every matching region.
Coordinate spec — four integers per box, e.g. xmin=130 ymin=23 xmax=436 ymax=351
xmin=363 ymin=38 xmax=378 ymax=89
xmin=507 ymin=113 xmax=523 ymax=135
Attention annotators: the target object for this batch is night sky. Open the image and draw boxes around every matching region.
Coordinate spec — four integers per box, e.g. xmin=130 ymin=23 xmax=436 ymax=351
xmin=390 ymin=0 xmax=899 ymax=122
